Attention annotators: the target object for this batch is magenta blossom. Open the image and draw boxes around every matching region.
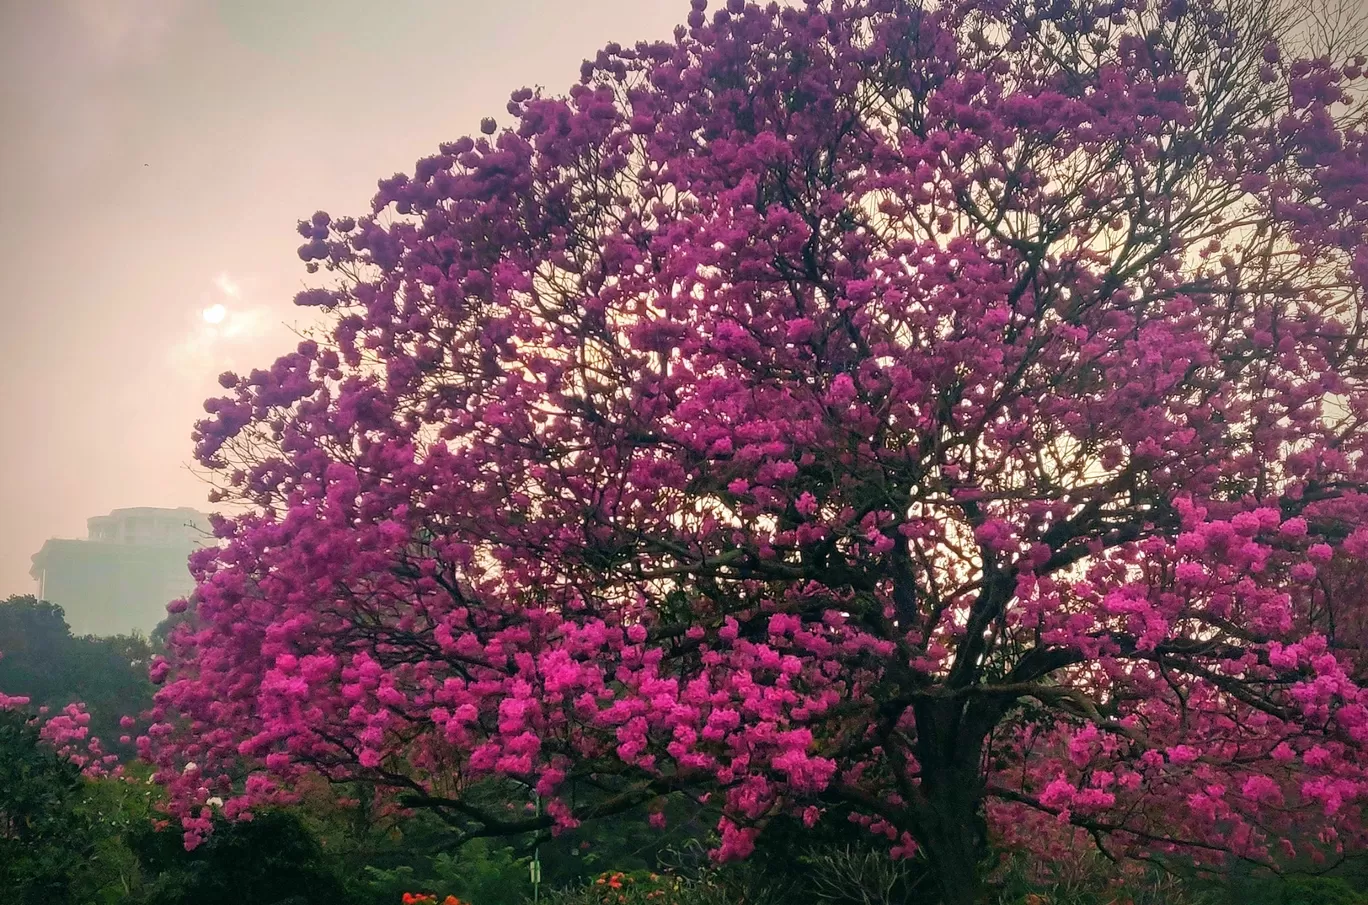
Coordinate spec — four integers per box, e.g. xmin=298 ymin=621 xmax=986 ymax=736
xmin=147 ymin=2 xmax=1368 ymax=902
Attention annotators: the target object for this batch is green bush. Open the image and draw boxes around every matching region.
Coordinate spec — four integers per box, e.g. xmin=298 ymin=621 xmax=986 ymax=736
xmin=356 ymin=837 xmax=531 ymax=905
xmin=0 ymin=708 xmax=94 ymax=904
xmin=128 ymin=809 xmax=352 ymax=905
xmin=1278 ymin=876 xmax=1367 ymax=905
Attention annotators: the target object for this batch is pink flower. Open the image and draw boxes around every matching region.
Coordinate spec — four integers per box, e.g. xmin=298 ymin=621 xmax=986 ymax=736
xmin=1278 ymin=517 xmax=1308 ymax=538
xmin=1242 ymin=775 xmax=1282 ymax=804
xmin=1166 ymin=745 xmax=1200 ymax=765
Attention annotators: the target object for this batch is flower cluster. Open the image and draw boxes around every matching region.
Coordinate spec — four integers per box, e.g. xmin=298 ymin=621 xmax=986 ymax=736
xmin=593 ymin=871 xmax=672 ymax=904
xmin=0 ymin=686 xmax=118 ymax=778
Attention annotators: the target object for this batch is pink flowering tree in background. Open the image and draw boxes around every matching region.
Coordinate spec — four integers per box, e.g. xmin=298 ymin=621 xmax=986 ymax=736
xmin=144 ymin=0 xmax=1368 ymax=901
xmin=0 ymin=683 xmax=119 ymax=778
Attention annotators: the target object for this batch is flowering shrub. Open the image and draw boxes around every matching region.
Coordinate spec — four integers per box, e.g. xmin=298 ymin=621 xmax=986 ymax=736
xmin=0 ymin=685 xmax=117 ymax=777
xmin=143 ymin=0 xmax=1368 ymax=902
xmin=539 ymin=868 xmax=753 ymax=905
xmin=591 ymin=870 xmax=674 ymax=904
xmin=0 ymin=706 xmax=90 ymax=898
xmin=402 ymin=894 xmax=467 ymax=905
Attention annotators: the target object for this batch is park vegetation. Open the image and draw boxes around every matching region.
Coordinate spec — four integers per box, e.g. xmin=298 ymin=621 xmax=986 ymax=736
xmin=6 ymin=0 xmax=1368 ymax=901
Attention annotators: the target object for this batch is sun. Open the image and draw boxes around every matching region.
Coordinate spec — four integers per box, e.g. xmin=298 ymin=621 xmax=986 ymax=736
xmin=202 ymin=303 xmax=227 ymax=324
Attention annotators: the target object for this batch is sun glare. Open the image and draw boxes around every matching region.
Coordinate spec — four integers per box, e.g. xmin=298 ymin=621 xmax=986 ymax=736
xmin=202 ymin=303 xmax=227 ymax=324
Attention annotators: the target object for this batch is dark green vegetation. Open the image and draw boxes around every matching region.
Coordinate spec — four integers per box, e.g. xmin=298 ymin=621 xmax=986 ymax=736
xmin=0 ymin=594 xmax=155 ymax=746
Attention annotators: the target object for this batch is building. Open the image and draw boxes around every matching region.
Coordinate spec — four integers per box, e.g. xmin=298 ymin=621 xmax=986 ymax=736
xmin=30 ymin=507 xmax=213 ymax=637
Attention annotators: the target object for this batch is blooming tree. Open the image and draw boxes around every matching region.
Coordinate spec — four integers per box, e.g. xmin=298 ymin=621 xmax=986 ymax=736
xmin=146 ymin=0 xmax=1368 ymax=901
xmin=0 ymin=687 xmax=118 ymax=778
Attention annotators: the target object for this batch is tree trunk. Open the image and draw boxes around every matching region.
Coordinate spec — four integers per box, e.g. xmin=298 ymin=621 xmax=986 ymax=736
xmin=918 ymin=768 xmax=990 ymax=905
xmin=922 ymin=793 xmax=988 ymax=905
xmin=910 ymin=694 xmax=998 ymax=903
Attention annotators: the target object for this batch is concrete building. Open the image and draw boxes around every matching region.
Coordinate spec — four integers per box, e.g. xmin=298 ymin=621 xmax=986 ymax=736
xmin=30 ymin=507 xmax=212 ymax=637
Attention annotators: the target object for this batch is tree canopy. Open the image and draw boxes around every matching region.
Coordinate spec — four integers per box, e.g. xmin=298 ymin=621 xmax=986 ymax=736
xmin=0 ymin=594 xmax=154 ymax=747
xmin=144 ymin=1 xmax=1368 ymax=901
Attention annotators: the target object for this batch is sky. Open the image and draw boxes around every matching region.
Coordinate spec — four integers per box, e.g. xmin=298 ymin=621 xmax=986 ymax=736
xmin=0 ymin=0 xmax=693 ymax=599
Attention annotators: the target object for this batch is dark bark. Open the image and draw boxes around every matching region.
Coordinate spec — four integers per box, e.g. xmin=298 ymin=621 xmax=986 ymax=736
xmin=920 ymin=771 xmax=989 ymax=905
xmin=912 ymin=699 xmax=993 ymax=905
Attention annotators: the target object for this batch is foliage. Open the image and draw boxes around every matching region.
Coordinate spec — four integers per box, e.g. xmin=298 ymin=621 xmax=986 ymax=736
xmin=0 ymin=704 xmax=363 ymax=905
xmin=803 ymin=846 xmax=920 ymax=905
xmin=0 ymin=593 xmax=154 ymax=746
xmin=541 ymin=868 xmax=778 ymax=905
xmin=655 ymin=837 xmax=788 ymax=905
xmin=990 ymin=849 xmax=1205 ymax=905
xmin=586 ymin=869 xmax=672 ymax=904
xmin=0 ymin=692 xmax=167 ymax=903
xmin=1199 ymin=862 xmax=1368 ymax=905
xmin=0 ymin=707 xmax=92 ymax=903
xmin=988 ymin=850 xmax=1368 ymax=905
xmin=649 ymin=816 xmax=928 ymax=904
xmin=1273 ymin=877 xmax=1368 ymax=905
xmin=126 ymin=809 xmax=352 ymax=905
xmin=357 ymin=837 xmax=531 ymax=905
xmin=141 ymin=0 xmax=1368 ymax=902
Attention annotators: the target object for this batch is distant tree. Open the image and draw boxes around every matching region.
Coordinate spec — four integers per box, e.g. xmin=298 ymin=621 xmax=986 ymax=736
xmin=0 ymin=596 xmax=71 ymax=695
xmin=0 ymin=594 xmax=154 ymax=745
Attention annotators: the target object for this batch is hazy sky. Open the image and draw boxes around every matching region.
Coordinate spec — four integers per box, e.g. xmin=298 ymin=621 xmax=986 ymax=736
xmin=0 ymin=0 xmax=692 ymax=598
